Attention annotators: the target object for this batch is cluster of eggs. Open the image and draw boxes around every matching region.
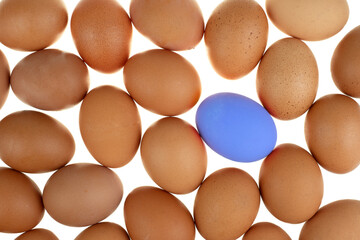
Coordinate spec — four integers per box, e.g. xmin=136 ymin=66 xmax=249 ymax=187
xmin=0 ymin=0 xmax=359 ymax=239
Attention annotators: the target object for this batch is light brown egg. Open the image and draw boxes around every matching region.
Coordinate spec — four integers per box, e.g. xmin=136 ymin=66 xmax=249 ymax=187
xmin=0 ymin=111 xmax=75 ymax=173
xmin=79 ymin=85 xmax=141 ymax=168
xmin=299 ymin=199 xmax=360 ymax=240
xmin=205 ymin=0 xmax=268 ymax=80
xmin=257 ymin=38 xmax=318 ymax=120
xmin=194 ymin=168 xmax=260 ymax=240
xmin=124 ymin=186 xmax=195 ymax=240
xmin=266 ymin=0 xmax=349 ymax=41
xmin=71 ymin=0 xmax=132 ymax=73
xmin=305 ymin=94 xmax=360 ymax=173
xmin=130 ymin=0 xmax=204 ymax=51
xmin=75 ymin=222 xmax=129 ymax=240
xmin=43 ymin=163 xmax=123 ymax=227
xmin=0 ymin=0 xmax=67 ymax=51
xmin=0 ymin=50 xmax=10 ymax=110
xmin=259 ymin=143 xmax=323 ymax=223
xmin=331 ymin=26 xmax=360 ymax=97
xmin=0 ymin=168 xmax=44 ymax=233
xmin=16 ymin=229 xmax=58 ymax=240
xmin=141 ymin=117 xmax=207 ymax=194
xmin=123 ymin=49 xmax=201 ymax=116
xmin=11 ymin=49 xmax=89 ymax=111
xmin=243 ymin=222 xmax=291 ymax=240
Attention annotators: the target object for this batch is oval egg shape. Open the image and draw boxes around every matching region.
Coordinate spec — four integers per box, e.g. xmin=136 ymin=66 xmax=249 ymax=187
xmin=205 ymin=0 xmax=268 ymax=79
xmin=0 ymin=111 xmax=75 ymax=173
xmin=75 ymin=222 xmax=129 ymax=240
xmin=243 ymin=222 xmax=291 ymax=240
xmin=196 ymin=92 xmax=277 ymax=163
xmin=71 ymin=0 xmax=132 ymax=73
xmin=0 ymin=50 xmax=10 ymax=110
xmin=11 ymin=49 xmax=89 ymax=111
xmin=79 ymin=85 xmax=141 ymax=168
xmin=16 ymin=229 xmax=58 ymax=240
xmin=257 ymin=38 xmax=318 ymax=120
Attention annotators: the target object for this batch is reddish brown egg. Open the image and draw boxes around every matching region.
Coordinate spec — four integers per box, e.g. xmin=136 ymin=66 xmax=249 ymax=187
xmin=16 ymin=229 xmax=58 ymax=240
xmin=75 ymin=222 xmax=129 ymax=240
xmin=0 ymin=50 xmax=9 ymax=110
xmin=243 ymin=222 xmax=291 ymax=240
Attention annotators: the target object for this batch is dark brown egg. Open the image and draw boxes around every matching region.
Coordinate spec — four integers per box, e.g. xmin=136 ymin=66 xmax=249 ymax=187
xmin=0 ymin=50 xmax=10 ymax=110
xmin=16 ymin=229 xmax=58 ymax=240
xmin=75 ymin=222 xmax=129 ymax=240
xmin=243 ymin=222 xmax=291 ymax=240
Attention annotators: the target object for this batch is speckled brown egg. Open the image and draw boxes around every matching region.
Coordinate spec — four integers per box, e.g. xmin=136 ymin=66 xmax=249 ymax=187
xmin=243 ymin=222 xmax=291 ymax=240
xmin=257 ymin=38 xmax=318 ymax=120
xmin=0 ymin=168 xmax=44 ymax=233
xmin=43 ymin=163 xmax=123 ymax=227
xmin=16 ymin=229 xmax=58 ymax=240
xmin=266 ymin=0 xmax=349 ymax=41
xmin=11 ymin=49 xmax=89 ymax=111
xmin=299 ymin=199 xmax=360 ymax=240
xmin=305 ymin=94 xmax=360 ymax=173
xmin=205 ymin=0 xmax=268 ymax=80
xmin=79 ymin=85 xmax=141 ymax=168
xmin=0 ymin=0 xmax=67 ymax=51
xmin=0 ymin=50 xmax=9 ymax=110
xmin=75 ymin=222 xmax=129 ymax=240
xmin=71 ymin=0 xmax=132 ymax=73
xmin=194 ymin=168 xmax=260 ymax=240
xmin=124 ymin=186 xmax=195 ymax=240
xmin=0 ymin=111 xmax=75 ymax=173
xmin=331 ymin=26 xmax=360 ymax=97
xmin=259 ymin=143 xmax=323 ymax=223
xmin=141 ymin=117 xmax=207 ymax=194
xmin=130 ymin=0 xmax=204 ymax=51
xmin=123 ymin=49 xmax=201 ymax=116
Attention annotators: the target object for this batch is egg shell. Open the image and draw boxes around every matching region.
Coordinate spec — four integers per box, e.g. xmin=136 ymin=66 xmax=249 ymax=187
xmin=0 ymin=110 xmax=75 ymax=173
xmin=243 ymin=222 xmax=291 ymax=240
xmin=130 ymin=0 xmax=204 ymax=51
xmin=305 ymin=94 xmax=360 ymax=173
xmin=0 ymin=50 xmax=10 ymax=110
xmin=79 ymin=85 xmax=141 ymax=168
xmin=71 ymin=0 xmax=132 ymax=73
xmin=16 ymin=229 xmax=58 ymax=240
xmin=299 ymin=199 xmax=360 ymax=240
xmin=196 ymin=92 xmax=277 ymax=162
xmin=75 ymin=222 xmax=129 ymax=240
xmin=194 ymin=168 xmax=260 ymax=240
xmin=43 ymin=163 xmax=123 ymax=227
xmin=0 ymin=168 xmax=44 ymax=233
xmin=0 ymin=0 xmax=67 ymax=51
xmin=205 ymin=0 xmax=268 ymax=80
xmin=141 ymin=117 xmax=207 ymax=194
xmin=331 ymin=26 xmax=360 ymax=97
xmin=11 ymin=49 xmax=89 ymax=111
xmin=266 ymin=0 xmax=349 ymax=41
xmin=257 ymin=38 xmax=318 ymax=120
xmin=259 ymin=143 xmax=323 ymax=223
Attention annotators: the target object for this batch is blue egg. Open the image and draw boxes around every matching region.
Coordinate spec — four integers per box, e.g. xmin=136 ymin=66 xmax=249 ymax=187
xmin=196 ymin=92 xmax=277 ymax=162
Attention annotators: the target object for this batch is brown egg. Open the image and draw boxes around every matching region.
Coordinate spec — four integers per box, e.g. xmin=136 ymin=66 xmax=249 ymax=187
xmin=259 ymin=143 xmax=323 ymax=223
xmin=16 ymin=229 xmax=58 ymax=240
xmin=43 ymin=163 xmax=123 ymax=227
xmin=0 ymin=111 xmax=75 ymax=173
xmin=331 ymin=26 xmax=360 ymax=97
xmin=11 ymin=49 xmax=89 ymax=111
xmin=130 ymin=0 xmax=204 ymax=51
xmin=123 ymin=49 xmax=201 ymax=116
xmin=141 ymin=117 xmax=207 ymax=194
xmin=299 ymin=199 xmax=360 ymax=240
xmin=205 ymin=0 xmax=268 ymax=80
xmin=266 ymin=0 xmax=349 ymax=41
xmin=243 ymin=222 xmax=291 ymax=240
xmin=71 ymin=0 xmax=132 ymax=73
xmin=0 ymin=0 xmax=67 ymax=51
xmin=305 ymin=94 xmax=360 ymax=173
xmin=75 ymin=222 xmax=129 ymax=240
xmin=79 ymin=85 xmax=141 ymax=168
xmin=124 ymin=186 xmax=195 ymax=240
xmin=257 ymin=38 xmax=318 ymax=120
xmin=0 ymin=168 xmax=44 ymax=233
xmin=0 ymin=50 xmax=10 ymax=110
xmin=194 ymin=168 xmax=260 ymax=240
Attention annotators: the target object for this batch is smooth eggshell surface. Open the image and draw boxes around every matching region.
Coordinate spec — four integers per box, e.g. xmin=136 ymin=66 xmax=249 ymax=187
xmin=75 ymin=222 xmax=129 ymax=240
xmin=0 ymin=50 xmax=9 ymax=110
xmin=243 ymin=222 xmax=291 ymax=240
xmin=15 ymin=229 xmax=58 ymax=240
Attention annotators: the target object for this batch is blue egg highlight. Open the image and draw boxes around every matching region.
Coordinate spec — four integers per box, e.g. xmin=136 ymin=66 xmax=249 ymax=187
xmin=196 ymin=92 xmax=277 ymax=162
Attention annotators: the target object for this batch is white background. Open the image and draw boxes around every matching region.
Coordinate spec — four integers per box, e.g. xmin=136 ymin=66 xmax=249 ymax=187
xmin=1 ymin=0 xmax=360 ymax=239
